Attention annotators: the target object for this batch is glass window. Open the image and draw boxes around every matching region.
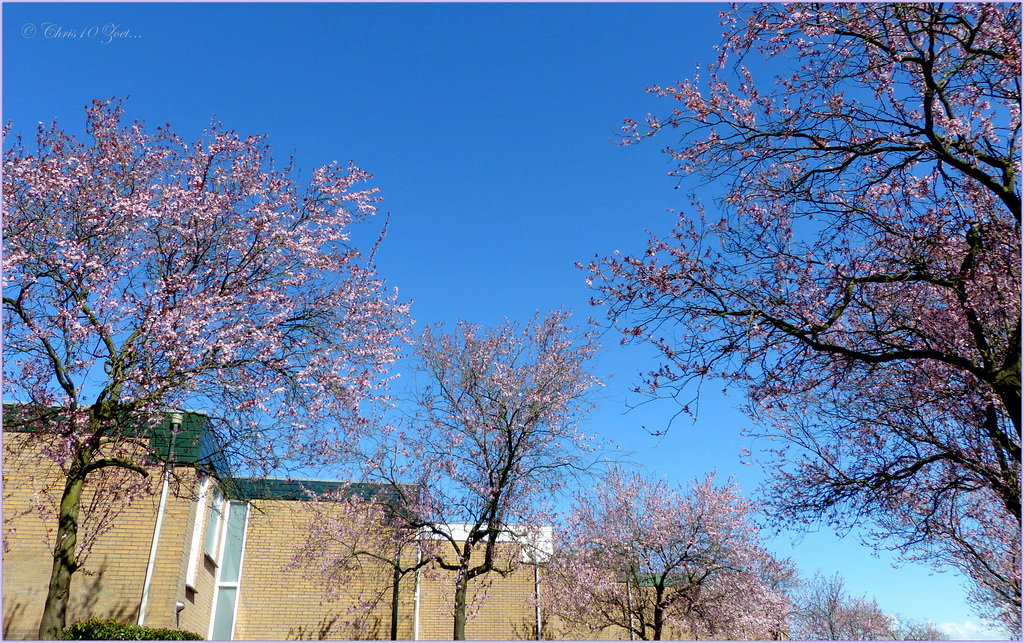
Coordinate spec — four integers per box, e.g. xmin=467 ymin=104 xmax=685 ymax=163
xmin=210 ymin=587 xmax=237 ymax=640
xmin=204 ymin=486 xmax=224 ymax=557
xmin=219 ymin=501 xmax=248 ymax=583
xmin=209 ymin=500 xmax=249 ymax=641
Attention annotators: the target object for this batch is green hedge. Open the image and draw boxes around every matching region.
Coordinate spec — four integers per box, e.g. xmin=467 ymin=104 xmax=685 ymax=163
xmin=63 ymin=617 xmax=203 ymax=640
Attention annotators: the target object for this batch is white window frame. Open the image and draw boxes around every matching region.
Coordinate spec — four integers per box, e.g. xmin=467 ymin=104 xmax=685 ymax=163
xmin=185 ymin=477 xmax=211 ymax=588
xmin=208 ymin=500 xmax=250 ymax=641
xmin=204 ymin=485 xmax=227 ymax=562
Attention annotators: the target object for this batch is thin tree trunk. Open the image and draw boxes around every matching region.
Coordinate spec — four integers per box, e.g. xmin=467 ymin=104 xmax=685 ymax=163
xmin=626 ymin=575 xmax=636 ymax=640
xmin=38 ymin=470 xmax=86 ymax=640
xmin=391 ymin=548 xmax=402 ymax=641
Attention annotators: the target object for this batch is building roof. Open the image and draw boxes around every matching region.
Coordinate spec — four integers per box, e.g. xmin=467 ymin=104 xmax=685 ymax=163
xmin=148 ymin=411 xmax=231 ymax=476
xmin=1 ymin=404 xmax=231 ymax=477
xmin=428 ymin=523 xmax=553 ymax=562
xmin=222 ymin=477 xmax=402 ymax=502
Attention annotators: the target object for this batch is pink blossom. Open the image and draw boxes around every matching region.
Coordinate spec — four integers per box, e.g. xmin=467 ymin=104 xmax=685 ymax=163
xmin=586 ymin=4 xmax=1020 ymax=634
xmin=3 ymin=98 xmax=410 ymax=638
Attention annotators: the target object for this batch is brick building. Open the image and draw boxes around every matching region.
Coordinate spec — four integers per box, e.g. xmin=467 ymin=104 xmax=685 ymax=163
xmin=2 ymin=412 xmax=562 ymax=640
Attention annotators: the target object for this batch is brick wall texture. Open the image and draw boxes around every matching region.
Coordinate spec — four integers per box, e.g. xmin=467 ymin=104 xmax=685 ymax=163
xmin=3 ymin=432 xmax=633 ymax=640
xmin=3 ymin=432 xmax=216 ymax=639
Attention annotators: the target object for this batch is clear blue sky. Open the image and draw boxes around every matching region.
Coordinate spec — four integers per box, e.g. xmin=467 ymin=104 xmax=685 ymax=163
xmin=1 ymin=3 xmax=1004 ymax=639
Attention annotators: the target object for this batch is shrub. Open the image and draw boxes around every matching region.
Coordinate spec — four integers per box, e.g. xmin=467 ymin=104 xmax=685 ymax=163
xmin=63 ymin=617 xmax=203 ymax=640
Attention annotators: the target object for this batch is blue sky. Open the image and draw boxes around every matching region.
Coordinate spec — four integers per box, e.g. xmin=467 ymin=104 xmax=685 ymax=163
xmin=2 ymin=3 xmax=1005 ymax=639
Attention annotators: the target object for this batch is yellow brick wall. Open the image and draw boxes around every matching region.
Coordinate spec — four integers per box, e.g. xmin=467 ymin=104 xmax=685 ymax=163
xmin=177 ymin=481 xmax=220 ymax=637
xmin=4 ymin=429 xmax=577 ymax=641
xmin=2 ymin=432 xmax=217 ymax=640
xmin=145 ymin=476 xmax=220 ymax=636
xmin=232 ymin=498 xmax=416 ymax=640
xmin=413 ymin=549 xmax=541 ymax=641
xmin=231 ymin=501 xmax=549 ymax=641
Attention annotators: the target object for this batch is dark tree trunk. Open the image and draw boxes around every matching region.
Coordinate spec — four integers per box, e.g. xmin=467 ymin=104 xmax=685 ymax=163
xmin=453 ymin=568 xmax=470 ymax=640
xmin=653 ymin=586 xmax=665 ymax=641
xmin=391 ymin=551 xmax=402 ymax=641
xmin=38 ymin=470 xmax=86 ymax=640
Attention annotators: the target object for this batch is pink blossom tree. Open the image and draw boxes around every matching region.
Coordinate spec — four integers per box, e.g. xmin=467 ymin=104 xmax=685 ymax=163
xmin=543 ymin=467 xmax=794 ymax=640
xmin=294 ymin=311 xmax=603 ymax=640
xmin=789 ymin=571 xmax=949 ymax=641
xmin=2 ymin=98 xmax=410 ymax=639
xmin=287 ymin=483 xmax=420 ymax=639
xmin=582 ymin=4 xmax=1020 ymax=633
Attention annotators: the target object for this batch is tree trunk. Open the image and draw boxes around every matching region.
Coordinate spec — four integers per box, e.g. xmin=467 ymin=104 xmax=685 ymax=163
xmin=653 ymin=587 xmax=664 ymax=641
xmin=994 ymin=360 xmax=1022 ymax=436
xmin=37 ymin=470 xmax=86 ymax=640
xmin=453 ymin=568 xmax=470 ymax=640
xmin=391 ymin=551 xmax=402 ymax=641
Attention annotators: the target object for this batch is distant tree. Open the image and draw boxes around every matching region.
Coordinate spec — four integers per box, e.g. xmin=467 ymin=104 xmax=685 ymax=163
xmin=791 ymin=572 xmax=894 ymax=640
xmin=294 ymin=311 xmax=602 ymax=640
xmin=583 ymin=3 xmax=1020 ymax=633
xmin=789 ymin=571 xmax=950 ymax=641
xmin=2 ymin=98 xmax=410 ymax=639
xmin=543 ymin=466 xmax=793 ymax=640
xmin=893 ymin=618 xmax=953 ymax=642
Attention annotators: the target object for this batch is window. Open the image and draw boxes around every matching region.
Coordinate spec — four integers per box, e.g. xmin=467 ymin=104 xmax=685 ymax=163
xmin=209 ymin=501 xmax=249 ymax=640
xmin=204 ymin=486 xmax=224 ymax=559
xmin=185 ymin=477 xmax=211 ymax=588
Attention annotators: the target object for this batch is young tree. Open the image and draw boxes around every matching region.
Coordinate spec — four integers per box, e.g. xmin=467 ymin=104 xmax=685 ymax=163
xmin=2 ymin=98 xmax=410 ymax=638
xmin=543 ymin=467 xmax=793 ymax=640
xmin=582 ymin=4 xmax=1020 ymax=632
xmin=287 ymin=483 xmax=419 ymax=639
xmin=295 ymin=311 xmax=603 ymax=640
xmin=789 ymin=571 xmax=949 ymax=641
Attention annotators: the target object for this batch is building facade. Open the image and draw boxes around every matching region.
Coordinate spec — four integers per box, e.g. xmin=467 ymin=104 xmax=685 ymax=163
xmin=2 ymin=414 xmax=558 ymax=641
